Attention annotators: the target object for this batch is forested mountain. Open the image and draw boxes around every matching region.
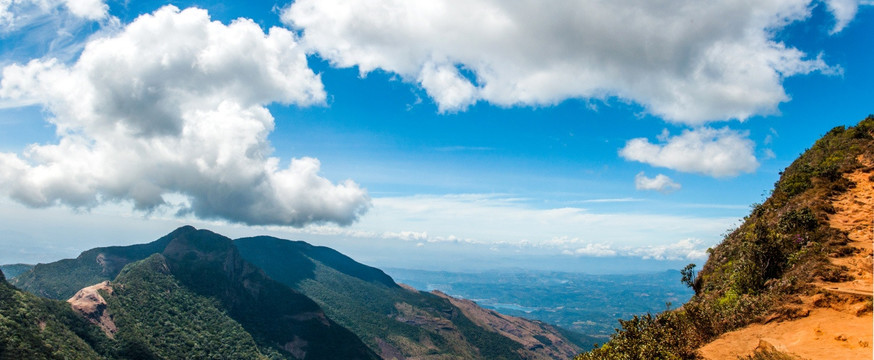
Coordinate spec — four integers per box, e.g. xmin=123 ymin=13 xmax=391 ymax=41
xmin=236 ymin=236 xmax=581 ymax=359
xmin=5 ymin=226 xmax=377 ymax=359
xmin=577 ymin=116 xmax=874 ymax=359
xmin=6 ymin=226 xmax=581 ymax=359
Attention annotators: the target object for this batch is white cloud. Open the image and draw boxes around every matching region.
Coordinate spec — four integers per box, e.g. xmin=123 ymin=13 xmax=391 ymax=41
xmin=635 ymin=172 xmax=681 ymax=193
xmin=562 ymin=238 xmax=708 ymax=260
xmin=825 ymin=0 xmax=859 ymax=33
xmin=283 ymin=0 xmax=845 ymax=123
xmin=0 ymin=6 xmax=370 ymax=227
xmin=382 ymin=230 xmax=428 ymax=241
xmin=571 ymin=243 xmax=618 ymax=257
xmin=61 ymin=0 xmax=106 ymax=20
xmin=627 ymin=238 xmax=709 ymax=261
xmin=619 ymin=127 xmax=759 ymax=177
xmin=0 ymin=0 xmax=107 ymax=29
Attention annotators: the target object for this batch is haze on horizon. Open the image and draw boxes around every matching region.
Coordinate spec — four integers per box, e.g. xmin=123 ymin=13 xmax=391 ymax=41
xmin=0 ymin=0 xmax=871 ymax=272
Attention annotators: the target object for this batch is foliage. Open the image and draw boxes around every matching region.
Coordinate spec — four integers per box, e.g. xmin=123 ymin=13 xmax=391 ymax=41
xmin=0 ymin=272 xmax=110 ymax=359
xmin=576 ymin=116 xmax=874 ymax=359
xmin=108 ymin=254 xmax=267 ymax=359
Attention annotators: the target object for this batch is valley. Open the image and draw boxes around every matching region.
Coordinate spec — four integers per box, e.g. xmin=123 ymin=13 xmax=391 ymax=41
xmin=385 ymin=268 xmax=694 ymax=347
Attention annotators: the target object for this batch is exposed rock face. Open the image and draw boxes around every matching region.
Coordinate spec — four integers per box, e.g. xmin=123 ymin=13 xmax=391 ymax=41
xmin=67 ymin=281 xmax=116 ymax=338
xmin=431 ymin=291 xmax=581 ymax=360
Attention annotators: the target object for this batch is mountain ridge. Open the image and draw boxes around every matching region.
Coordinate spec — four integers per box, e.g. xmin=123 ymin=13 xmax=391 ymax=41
xmin=6 ymin=226 xmax=580 ymax=359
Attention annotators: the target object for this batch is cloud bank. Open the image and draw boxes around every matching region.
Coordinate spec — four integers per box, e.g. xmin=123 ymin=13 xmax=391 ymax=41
xmin=620 ymin=127 xmax=759 ymax=177
xmin=0 ymin=6 xmax=370 ymax=227
xmin=283 ymin=0 xmax=845 ymax=123
xmin=274 ymin=193 xmax=736 ymax=261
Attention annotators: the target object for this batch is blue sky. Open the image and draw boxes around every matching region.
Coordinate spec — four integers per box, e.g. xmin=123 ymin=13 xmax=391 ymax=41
xmin=0 ymin=0 xmax=871 ymax=272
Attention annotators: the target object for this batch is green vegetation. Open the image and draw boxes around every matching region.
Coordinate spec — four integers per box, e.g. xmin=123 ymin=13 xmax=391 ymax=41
xmin=8 ymin=226 xmax=578 ymax=359
xmin=236 ymin=236 xmax=539 ymax=359
xmin=7 ymin=227 xmax=379 ymax=359
xmin=0 ymin=269 xmax=111 ymax=359
xmin=576 ymin=116 xmax=874 ymax=359
xmin=107 ymin=254 xmax=267 ymax=359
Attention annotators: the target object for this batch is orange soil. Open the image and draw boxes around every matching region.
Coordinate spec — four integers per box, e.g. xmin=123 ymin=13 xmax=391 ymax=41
xmin=699 ymin=156 xmax=874 ymax=360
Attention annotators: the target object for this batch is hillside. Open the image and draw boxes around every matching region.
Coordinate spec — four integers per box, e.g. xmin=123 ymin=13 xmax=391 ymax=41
xmin=576 ymin=116 xmax=874 ymax=359
xmin=0 ymin=269 xmax=113 ymax=359
xmin=235 ymin=236 xmax=581 ymax=359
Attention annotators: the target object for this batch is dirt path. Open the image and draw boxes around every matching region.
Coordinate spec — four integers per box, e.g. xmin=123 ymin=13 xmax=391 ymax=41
xmin=698 ymin=309 xmax=872 ymax=359
xmin=699 ymin=155 xmax=874 ymax=360
xmin=816 ymin=155 xmax=874 ymax=296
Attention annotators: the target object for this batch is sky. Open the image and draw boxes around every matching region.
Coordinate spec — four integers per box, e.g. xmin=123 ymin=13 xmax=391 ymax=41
xmin=0 ymin=0 xmax=871 ymax=273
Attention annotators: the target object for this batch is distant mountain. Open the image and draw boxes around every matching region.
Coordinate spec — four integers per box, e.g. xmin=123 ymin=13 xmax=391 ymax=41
xmin=577 ymin=116 xmax=874 ymax=359
xmin=0 ymin=263 xmax=33 ymax=279
xmin=236 ymin=235 xmax=582 ymax=359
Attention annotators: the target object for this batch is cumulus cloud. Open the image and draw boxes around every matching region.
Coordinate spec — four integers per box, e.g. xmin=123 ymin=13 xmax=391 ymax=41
xmin=635 ymin=172 xmax=681 ymax=193
xmin=619 ymin=127 xmax=759 ymax=177
xmin=282 ymin=0 xmax=846 ymax=123
xmin=0 ymin=6 xmax=371 ymax=227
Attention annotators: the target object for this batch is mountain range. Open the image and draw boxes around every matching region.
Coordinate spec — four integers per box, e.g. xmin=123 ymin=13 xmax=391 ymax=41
xmin=2 ymin=225 xmax=581 ymax=359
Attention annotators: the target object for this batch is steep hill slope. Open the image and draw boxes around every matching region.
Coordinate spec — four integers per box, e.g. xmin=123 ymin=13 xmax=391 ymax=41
xmin=0 ymin=269 xmax=112 ymax=359
xmin=698 ymin=145 xmax=873 ymax=359
xmin=577 ymin=116 xmax=874 ymax=359
xmin=236 ymin=236 xmax=582 ymax=359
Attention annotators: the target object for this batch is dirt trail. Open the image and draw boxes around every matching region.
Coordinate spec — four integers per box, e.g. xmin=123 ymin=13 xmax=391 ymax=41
xmin=699 ymin=155 xmax=874 ymax=360
xmin=816 ymin=155 xmax=874 ymax=297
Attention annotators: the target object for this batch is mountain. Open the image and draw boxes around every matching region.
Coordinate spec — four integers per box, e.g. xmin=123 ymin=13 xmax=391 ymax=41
xmin=235 ymin=235 xmax=582 ymax=359
xmin=577 ymin=116 xmax=874 ymax=359
xmin=10 ymin=227 xmax=580 ymax=359
xmin=10 ymin=226 xmax=378 ymax=359
xmin=0 ymin=264 xmax=33 ymax=280
xmin=12 ymin=226 xmax=191 ymax=299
